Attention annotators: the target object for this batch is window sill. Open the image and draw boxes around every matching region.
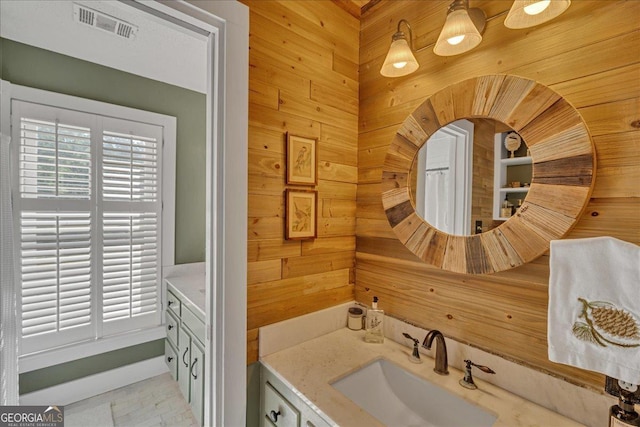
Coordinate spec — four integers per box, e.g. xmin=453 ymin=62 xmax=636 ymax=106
xmin=19 ymin=325 xmax=166 ymax=373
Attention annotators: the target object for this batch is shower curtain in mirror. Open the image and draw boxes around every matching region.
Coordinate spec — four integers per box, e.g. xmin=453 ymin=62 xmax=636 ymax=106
xmin=0 ymin=133 xmax=19 ymax=405
xmin=424 ymin=170 xmax=450 ymax=234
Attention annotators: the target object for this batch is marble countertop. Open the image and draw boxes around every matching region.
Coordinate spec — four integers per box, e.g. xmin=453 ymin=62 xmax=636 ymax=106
xmin=261 ymin=328 xmax=584 ymax=427
xmin=165 ymin=273 xmax=205 ymax=320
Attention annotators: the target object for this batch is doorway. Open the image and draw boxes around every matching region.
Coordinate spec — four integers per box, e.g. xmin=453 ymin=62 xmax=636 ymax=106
xmin=0 ymin=1 xmax=248 ymax=425
xmin=415 ymin=119 xmax=473 ymax=235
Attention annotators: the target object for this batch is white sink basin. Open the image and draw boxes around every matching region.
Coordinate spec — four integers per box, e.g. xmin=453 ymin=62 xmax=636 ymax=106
xmin=331 ymin=358 xmax=498 ymax=427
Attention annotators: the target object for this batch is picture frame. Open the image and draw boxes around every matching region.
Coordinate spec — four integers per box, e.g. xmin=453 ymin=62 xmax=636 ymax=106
xmin=286 ymin=133 xmax=317 ymax=186
xmin=285 ymin=189 xmax=317 ymax=240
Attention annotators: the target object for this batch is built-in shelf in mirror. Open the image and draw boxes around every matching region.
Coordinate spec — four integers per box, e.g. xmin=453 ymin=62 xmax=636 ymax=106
xmin=493 ymin=132 xmax=532 ymax=221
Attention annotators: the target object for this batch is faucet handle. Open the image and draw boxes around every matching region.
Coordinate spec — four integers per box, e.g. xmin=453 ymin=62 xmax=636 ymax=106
xmin=459 ymin=359 xmax=495 ymax=390
xmin=403 ymin=333 xmax=423 ymax=364
xmin=468 ymin=360 xmax=495 ymax=374
xmin=402 ymin=332 xmax=419 ymax=344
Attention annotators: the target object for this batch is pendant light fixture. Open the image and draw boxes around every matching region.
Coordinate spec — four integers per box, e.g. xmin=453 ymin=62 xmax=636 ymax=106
xmin=434 ymin=0 xmax=486 ymax=57
xmin=380 ymin=19 xmax=419 ymax=78
xmin=504 ymin=0 xmax=571 ymax=29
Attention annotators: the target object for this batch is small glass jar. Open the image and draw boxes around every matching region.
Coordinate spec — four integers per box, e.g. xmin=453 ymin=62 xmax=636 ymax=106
xmin=347 ymin=307 xmax=364 ymax=330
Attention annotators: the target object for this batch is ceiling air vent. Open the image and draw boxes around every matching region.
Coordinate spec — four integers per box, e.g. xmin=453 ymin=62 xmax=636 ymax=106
xmin=73 ymin=3 xmax=138 ymax=40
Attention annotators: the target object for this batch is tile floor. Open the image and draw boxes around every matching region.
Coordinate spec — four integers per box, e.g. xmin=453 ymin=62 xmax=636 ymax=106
xmin=65 ymin=373 xmax=199 ymax=427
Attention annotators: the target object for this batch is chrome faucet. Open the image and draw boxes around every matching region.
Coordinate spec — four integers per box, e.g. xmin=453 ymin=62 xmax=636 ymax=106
xmin=422 ymin=330 xmax=449 ymax=375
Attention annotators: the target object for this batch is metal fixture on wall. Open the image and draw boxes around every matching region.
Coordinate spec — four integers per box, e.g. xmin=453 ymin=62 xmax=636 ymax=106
xmin=380 ymin=0 xmax=572 ymax=77
xmin=380 ymin=19 xmax=419 ymax=77
xmin=434 ymin=0 xmax=486 ymax=57
xmin=504 ymin=0 xmax=571 ymax=29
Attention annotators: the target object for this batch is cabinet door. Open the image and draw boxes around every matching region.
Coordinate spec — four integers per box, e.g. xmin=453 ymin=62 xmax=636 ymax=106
xmin=177 ymin=326 xmax=191 ymax=402
xmin=189 ymin=341 xmax=205 ymax=426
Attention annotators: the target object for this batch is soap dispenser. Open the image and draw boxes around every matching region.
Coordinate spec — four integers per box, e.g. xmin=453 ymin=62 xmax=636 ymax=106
xmin=364 ymin=296 xmax=384 ymax=343
xmin=606 ymin=377 xmax=640 ymax=427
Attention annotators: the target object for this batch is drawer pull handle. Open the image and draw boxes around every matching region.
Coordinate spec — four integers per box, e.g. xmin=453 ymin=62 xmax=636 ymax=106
xmin=167 ymin=356 xmax=173 ymax=362
xmin=182 ymin=347 xmax=189 ymax=367
xmin=269 ymin=410 xmax=281 ymax=423
xmin=190 ymin=357 xmax=198 ymax=380
xmin=168 ymin=324 xmax=174 ymax=330
xmin=168 ymin=300 xmax=174 ymax=306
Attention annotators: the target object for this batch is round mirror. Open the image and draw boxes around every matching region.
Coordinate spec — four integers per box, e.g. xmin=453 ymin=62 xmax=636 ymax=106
xmin=382 ymin=75 xmax=596 ymax=274
xmin=409 ymin=118 xmax=531 ymax=236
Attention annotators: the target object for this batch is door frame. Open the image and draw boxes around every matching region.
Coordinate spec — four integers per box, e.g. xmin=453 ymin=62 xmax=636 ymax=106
xmin=416 ymin=119 xmax=473 ymax=235
xmin=119 ymin=2 xmax=249 ymax=425
xmin=0 ymin=0 xmax=247 ymax=422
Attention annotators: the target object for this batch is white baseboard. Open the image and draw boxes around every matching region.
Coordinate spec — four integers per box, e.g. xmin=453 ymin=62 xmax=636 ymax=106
xmin=20 ymin=356 xmax=169 ymax=406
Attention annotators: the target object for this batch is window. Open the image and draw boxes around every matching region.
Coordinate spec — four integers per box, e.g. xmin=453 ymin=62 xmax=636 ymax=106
xmin=11 ymin=89 xmax=175 ymax=356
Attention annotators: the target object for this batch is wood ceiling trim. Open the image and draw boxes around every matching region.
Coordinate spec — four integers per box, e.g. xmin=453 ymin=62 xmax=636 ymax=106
xmin=331 ymin=0 xmax=379 ymax=19
xmin=331 ymin=0 xmax=363 ymax=19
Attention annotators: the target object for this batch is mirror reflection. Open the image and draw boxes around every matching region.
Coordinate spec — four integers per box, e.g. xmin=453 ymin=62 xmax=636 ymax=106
xmin=409 ymin=118 xmax=531 ymax=236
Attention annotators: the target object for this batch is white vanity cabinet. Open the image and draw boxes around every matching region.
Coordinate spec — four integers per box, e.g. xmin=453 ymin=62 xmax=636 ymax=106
xmin=261 ymin=363 xmax=332 ymax=427
xmin=164 ymin=283 xmax=205 ymax=426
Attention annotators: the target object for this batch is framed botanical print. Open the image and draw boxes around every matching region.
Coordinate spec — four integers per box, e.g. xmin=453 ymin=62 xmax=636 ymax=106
xmin=285 ymin=189 xmax=317 ymax=240
xmin=286 ymin=133 xmax=317 ymax=186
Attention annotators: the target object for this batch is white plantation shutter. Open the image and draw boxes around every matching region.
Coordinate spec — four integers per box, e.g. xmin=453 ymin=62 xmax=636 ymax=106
xmin=12 ymin=99 xmax=164 ymax=355
xmin=102 ymin=130 xmax=158 ymax=202
xmin=20 ymin=212 xmax=93 ymax=354
xmin=19 ymin=118 xmax=92 ymax=199
xmin=102 ymin=213 xmax=158 ymax=333
xmin=101 ymin=118 xmax=162 ymax=336
xmin=13 ymin=101 xmax=95 ymax=354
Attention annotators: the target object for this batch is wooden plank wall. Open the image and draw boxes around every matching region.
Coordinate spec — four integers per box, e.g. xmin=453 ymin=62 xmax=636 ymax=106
xmin=357 ymin=0 xmax=640 ymax=390
xmin=470 ymin=119 xmax=496 ymax=233
xmin=241 ymin=0 xmax=359 ymax=363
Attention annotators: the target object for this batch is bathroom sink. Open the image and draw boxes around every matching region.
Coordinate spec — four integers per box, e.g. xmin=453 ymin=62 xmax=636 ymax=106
xmin=331 ymin=358 xmax=498 ymax=427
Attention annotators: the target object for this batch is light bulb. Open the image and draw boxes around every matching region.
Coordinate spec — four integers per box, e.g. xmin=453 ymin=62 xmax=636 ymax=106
xmin=393 ymin=61 xmax=408 ymax=69
xmin=447 ymin=35 xmax=465 ymax=45
xmin=524 ymin=0 xmax=550 ymax=15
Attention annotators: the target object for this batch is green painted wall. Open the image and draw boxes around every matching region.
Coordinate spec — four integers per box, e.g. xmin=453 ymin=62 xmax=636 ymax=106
xmin=1 ymin=38 xmax=205 ymax=392
xmin=1 ymin=38 xmax=206 ymax=264
xmin=246 ymin=363 xmax=261 ymax=426
xmin=19 ymin=340 xmax=164 ymax=394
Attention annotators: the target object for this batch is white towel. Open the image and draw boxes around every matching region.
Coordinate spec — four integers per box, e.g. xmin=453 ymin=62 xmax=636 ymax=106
xmin=548 ymin=236 xmax=640 ymax=384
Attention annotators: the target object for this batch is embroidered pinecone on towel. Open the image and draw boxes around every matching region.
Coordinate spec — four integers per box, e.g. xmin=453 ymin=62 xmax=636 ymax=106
xmin=572 ymin=298 xmax=640 ymax=348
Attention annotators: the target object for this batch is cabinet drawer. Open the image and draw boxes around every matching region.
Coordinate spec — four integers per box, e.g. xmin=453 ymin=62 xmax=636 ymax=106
xmin=166 ymin=310 xmax=179 ymax=348
xmin=166 ymin=289 xmax=181 ymax=317
xmin=182 ymin=305 xmax=205 ymax=343
xmin=164 ymin=340 xmax=178 ymax=380
xmin=264 ymin=382 xmax=299 ymax=427
xmin=302 ymin=415 xmax=331 ymax=427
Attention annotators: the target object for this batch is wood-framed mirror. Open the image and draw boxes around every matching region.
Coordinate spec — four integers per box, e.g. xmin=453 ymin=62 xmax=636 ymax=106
xmin=381 ymin=75 xmax=596 ymax=274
